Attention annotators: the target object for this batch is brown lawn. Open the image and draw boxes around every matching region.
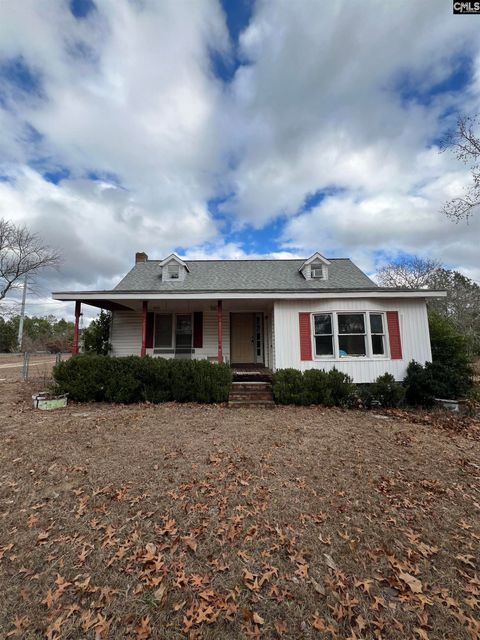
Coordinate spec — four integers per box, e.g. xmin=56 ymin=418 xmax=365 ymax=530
xmin=0 ymin=379 xmax=479 ymax=639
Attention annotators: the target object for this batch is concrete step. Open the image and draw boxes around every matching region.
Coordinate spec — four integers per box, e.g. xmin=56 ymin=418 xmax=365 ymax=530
xmin=228 ymin=381 xmax=275 ymax=408
xmin=232 ymin=382 xmax=272 ymax=391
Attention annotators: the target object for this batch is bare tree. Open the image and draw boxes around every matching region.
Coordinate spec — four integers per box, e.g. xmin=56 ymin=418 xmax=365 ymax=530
xmin=441 ymin=115 xmax=480 ymax=221
xmin=0 ymin=219 xmax=60 ymax=304
xmin=376 ymin=256 xmax=441 ymax=289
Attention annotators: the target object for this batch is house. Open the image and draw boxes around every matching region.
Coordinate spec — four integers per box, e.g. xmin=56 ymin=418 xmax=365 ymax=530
xmin=52 ymin=252 xmax=445 ymax=383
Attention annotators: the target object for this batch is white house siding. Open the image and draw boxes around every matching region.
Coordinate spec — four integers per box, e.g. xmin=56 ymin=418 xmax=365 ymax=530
xmin=273 ymin=298 xmax=431 ymax=383
xmin=110 ymin=310 xmax=143 ymax=356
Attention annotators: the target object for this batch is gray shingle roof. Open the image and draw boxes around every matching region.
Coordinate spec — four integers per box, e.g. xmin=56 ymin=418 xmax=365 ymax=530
xmin=113 ymin=259 xmax=377 ymax=292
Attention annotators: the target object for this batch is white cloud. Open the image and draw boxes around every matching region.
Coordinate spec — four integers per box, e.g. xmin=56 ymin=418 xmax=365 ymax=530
xmin=0 ymin=0 xmax=480 ymax=322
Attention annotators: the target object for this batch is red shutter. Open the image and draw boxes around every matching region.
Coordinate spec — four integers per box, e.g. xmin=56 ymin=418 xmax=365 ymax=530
xmin=193 ymin=312 xmax=203 ymax=349
xmin=299 ymin=312 xmax=312 ymax=361
xmin=386 ymin=311 xmax=402 ymax=359
xmin=145 ymin=312 xmax=155 ymax=349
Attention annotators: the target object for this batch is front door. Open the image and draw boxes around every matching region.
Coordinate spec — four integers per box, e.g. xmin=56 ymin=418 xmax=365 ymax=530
xmin=231 ymin=313 xmax=264 ymax=364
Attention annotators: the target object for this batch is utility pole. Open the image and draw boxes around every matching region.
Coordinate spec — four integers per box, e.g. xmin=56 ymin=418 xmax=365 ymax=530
xmin=17 ymin=274 xmax=28 ymax=351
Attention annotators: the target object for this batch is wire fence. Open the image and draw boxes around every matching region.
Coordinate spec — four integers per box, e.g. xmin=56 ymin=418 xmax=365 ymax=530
xmin=0 ymin=352 xmax=70 ymax=383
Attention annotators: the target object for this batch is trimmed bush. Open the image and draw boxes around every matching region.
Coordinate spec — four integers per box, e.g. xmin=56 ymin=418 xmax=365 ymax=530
xmin=272 ymin=368 xmax=305 ymax=405
xmin=53 ymin=354 xmax=110 ymax=402
xmin=52 ymin=355 xmax=232 ymax=404
xmin=326 ymin=369 xmax=355 ymax=407
xmin=303 ymin=369 xmax=332 ymax=406
xmin=370 ymin=373 xmax=405 ymax=408
xmin=273 ymin=367 xmax=355 ymax=407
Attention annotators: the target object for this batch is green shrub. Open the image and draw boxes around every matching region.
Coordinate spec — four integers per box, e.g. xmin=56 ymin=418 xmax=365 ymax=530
xmin=273 ymin=368 xmax=305 ymax=405
xmin=370 ymin=373 xmax=405 ymax=408
xmin=403 ymin=313 xmax=473 ymax=406
xmin=53 ymin=354 xmax=110 ymax=402
xmin=273 ymin=367 xmax=355 ymax=407
xmin=404 ymin=361 xmax=436 ymax=407
xmin=52 ymin=355 xmax=232 ymax=404
xmin=326 ymin=369 xmax=355 ymax=407
xmin=303 ymin=369 xmax=332 ymax=405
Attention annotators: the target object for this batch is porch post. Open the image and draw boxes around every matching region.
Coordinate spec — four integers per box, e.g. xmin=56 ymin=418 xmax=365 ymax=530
xmin=217 ymin=300 xmax=223 ymax=363
xmin=141 ymin=301 xmax=148 ymax=357
xmin=72 ymin=301 xmax=81 ymax=355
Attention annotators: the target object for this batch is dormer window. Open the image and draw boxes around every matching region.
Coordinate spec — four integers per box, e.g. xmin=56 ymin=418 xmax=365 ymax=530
xmin=299 ymin=252 xmax=331 ymax=281
xmin=159 ymin=254 xmax=189 ymax=282
xmin=167 ymin=264 xmax=180 ymax=280
xmin=311 ymin=266 xmax=325 ymax=279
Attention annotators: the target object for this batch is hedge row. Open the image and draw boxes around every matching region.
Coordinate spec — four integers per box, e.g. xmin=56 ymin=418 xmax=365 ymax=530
xmin=53 ymin=355 xmax=232 ymax=404
xmin=273 ymin=369 xmax=405 ymax=408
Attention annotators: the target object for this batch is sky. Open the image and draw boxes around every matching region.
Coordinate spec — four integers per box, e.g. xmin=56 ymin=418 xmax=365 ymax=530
xmin=1 ymin=0 xmax=480 ymax=321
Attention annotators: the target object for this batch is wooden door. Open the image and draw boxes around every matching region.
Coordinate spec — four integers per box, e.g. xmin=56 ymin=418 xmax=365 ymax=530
xmin=231 ymin=313 xmax=255 ymax=363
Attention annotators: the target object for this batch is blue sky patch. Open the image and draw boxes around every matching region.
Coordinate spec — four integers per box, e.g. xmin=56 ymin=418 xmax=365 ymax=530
xmin=69 ymin=0 xmax=96 ymax=19
xmin=210 ymin=0 xmax=255 ymax=82
xmin=393 ymin=53 xmax=473 ymax=108
xmin=0 ymin=56 xmax=43 ymax=101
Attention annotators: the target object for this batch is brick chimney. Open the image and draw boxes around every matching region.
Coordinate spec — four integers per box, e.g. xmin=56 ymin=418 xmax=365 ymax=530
xmin=135 ymin=252 xmax=148 ymax=264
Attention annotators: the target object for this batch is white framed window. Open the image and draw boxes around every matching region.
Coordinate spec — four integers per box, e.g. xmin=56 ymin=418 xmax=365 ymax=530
xmin=338 ymin=313 xmax=366 ymax=357
xmin=154 ymin=313 xmax=193 ymax=354
xmin=313 ymin=313 xmax=334 ymax=357
xmin=167 ymin=263 xmax=180 ymax=280
xmin=369 ymin=312 xmax=386 ymax=356
xmin=311 ymin=264 xmax=325 ymax=279
xmin=312 ymin=311 xmax=388 ymax=360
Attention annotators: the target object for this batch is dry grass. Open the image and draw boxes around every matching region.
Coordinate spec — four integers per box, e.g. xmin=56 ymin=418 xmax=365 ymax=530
xmin=0 ymin=378 xmax=479 ymax=639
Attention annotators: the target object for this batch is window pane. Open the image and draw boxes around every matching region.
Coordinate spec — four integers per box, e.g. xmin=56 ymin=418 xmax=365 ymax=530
xmin=314 ymin=314 xmax=332 ymax=335
xmin=339 ymin=334 xmax=366 ymax=356
xmin=315 ymin=335 xmax=333 ymax=356
xmin=155 ymin=314 xmax=172 ymax=347
xmin=338 ymin=313 xmax=365 ymax=334
xmin=168 ymin=264 xmax=179 ymax=279
xmin=176 ymin=314 xmax=192 ymax=349
xmin=371 ymin=334 xmax=385 ymax=355
xmin=370 ymin=313 xmax=384 ymax=334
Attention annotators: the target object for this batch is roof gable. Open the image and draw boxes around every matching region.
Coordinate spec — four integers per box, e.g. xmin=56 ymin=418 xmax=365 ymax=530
xmin=158 ymin=253 xmax=189 ymax=271
xmin=300 ymin=252 xmax=331 ymax=269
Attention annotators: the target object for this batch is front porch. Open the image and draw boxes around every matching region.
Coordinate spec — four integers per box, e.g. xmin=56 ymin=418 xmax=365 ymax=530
xmin=70 ymin=298 xmax=276 ymax=370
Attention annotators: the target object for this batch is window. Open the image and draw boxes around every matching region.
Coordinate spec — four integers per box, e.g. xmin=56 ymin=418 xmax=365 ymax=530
xmin=313 ymin=313 xmax=334 ymax=356
xmin=167 ymin=263 xmax=180 ymax=279
xmin=370 ymin=313 xmax=385 ymax=356
xmin=312 ymin=311 xmax=388 ymax=359
xmin=311 ymin=265 xmax=324 ymax=279
xmin=154 ymin=314 xmax=172 ymax=348
xmin=175 ymin=314 xmax=192 ymax=354
xmin=338 ymin=313 xmax=366 ymax=357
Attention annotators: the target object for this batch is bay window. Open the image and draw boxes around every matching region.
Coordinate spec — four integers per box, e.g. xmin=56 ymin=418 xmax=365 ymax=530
xmin=312 ymin=311 xmax=388 ymax=359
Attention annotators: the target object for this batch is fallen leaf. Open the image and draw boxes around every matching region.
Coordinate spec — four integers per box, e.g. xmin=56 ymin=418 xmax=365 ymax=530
xmin=253 ymin=612 xmax=264 ymax=625
xmin=398 ymin=571 xmax=423 ymax=594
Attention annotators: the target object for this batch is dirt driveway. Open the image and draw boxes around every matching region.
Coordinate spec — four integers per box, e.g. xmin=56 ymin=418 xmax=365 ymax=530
xmin=0 ymin=379 xmax=479 ymax=639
